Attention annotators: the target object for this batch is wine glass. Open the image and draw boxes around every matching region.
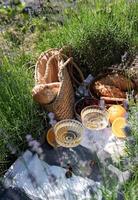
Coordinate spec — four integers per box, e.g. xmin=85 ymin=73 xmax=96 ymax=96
xmin=54 ymin=119 xmax=84 ymax=148
xmin=81 ymin=105 xmax=109 ymax=131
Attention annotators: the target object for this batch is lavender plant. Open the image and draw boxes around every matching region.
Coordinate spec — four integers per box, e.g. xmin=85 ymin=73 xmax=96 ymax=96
xmin=0 ymin=51 xmax=45 ymax=174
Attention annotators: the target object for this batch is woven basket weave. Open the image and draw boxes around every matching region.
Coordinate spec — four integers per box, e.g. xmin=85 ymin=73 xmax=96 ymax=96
xmin=32 ymin=48 xmax=84 ymax=120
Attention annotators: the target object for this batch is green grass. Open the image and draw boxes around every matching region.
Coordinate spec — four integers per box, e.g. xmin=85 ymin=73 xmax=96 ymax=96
xmin=0 ymin=0 xmax=138 ymax=198
xmin=36 ymin=0 xmax=138 ymax=75
xmin=123 ymin=103 xmax=138 ymax=200
xmin=0 ymin=51 xmax=45 ymax=174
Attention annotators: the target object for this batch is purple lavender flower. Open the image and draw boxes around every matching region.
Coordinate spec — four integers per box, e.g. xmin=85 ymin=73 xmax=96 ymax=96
xmin=83 ymin=74 xmax=94 ymax=85
xmin=124 ymin=112 xmax=129 ymax=120
xmin=26 ymin=135 xmax=44 ymax=159
xmin=6 ymin=144 xmax=17 ymax=155
xmin=123 ymin=125 xmax=132 ymax=136
xmin=49 ymin=119 xmax=57 ymax=126
xmin=123 ymin=100 xmax=129 ymax=111
xmin=48 ymin=112 xmax=57 ymax=127
xmin=35 ymin=147 xmax=43 ymax=155
xmin=26 ymin=134 xmax=33 ymax=142
xmin=48 ymin=112 xmax=55 ymax=119
xmin=84 ymin=89 xmax=89 ymax=97
xmin=126 ymin=136 xmax=136 ymax=146
xmin=31 ymin=141 xmax=40 ymax=151
xmin=77 ymin=85 xmax=85 ymax=95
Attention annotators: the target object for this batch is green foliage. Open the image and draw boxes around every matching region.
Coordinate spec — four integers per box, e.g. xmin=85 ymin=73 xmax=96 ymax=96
xmin=37 ymin=0 xmax=138 ymax=75
xmin=0 ymin=2 xmax=26 ymax=24
xmin=123 ymin=103 xmax=138 ymax=200
xmin=0 ymin=52 xmax=45 ymax=173
xmin=4 ymin=28 xmax=23 ymax=45
xmin=0 ymin=1 xmax=138 ymax=197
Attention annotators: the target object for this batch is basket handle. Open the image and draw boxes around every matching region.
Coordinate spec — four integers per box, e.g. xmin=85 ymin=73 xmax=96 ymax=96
xmin=60 ymin=53 xmax=84 ymax=85
xmin=44 ymin=51 xmax=84 ymax=85
xmin=69 ymin=59 xmax=84 ymax=86
xmin=59 ymin=46 xmax=84 ymax=85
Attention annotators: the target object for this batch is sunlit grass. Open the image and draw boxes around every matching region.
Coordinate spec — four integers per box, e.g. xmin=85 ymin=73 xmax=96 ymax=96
xmin=0 ymin=0 xmax=137 ymax=198
xmin=0 ymin=51 xmax=45 ymax=173
xmin=123 ymin=102 xmax=138 ymax=200
xmin=37 ymin=0 xmax=138 ymax=75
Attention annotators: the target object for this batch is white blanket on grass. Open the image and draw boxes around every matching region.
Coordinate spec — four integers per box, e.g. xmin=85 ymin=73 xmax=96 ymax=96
xmin=4 ymin=151 xmax=102 ymax=200
xmin=81 ymin=128 xmax=126 ymax=163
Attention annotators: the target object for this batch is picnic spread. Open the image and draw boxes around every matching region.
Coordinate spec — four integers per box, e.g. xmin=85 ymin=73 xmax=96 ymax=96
xmin=4 ymin=48 xmax=138 ymax=200
xmin=32 ymin=47 xmax=137 ymax=144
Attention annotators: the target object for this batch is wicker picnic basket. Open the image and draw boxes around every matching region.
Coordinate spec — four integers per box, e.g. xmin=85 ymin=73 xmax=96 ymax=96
xmin=32 ymin=48 xmax=84 ymax=120
xmin=89 ymin=70 xmax=136 ymax=99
